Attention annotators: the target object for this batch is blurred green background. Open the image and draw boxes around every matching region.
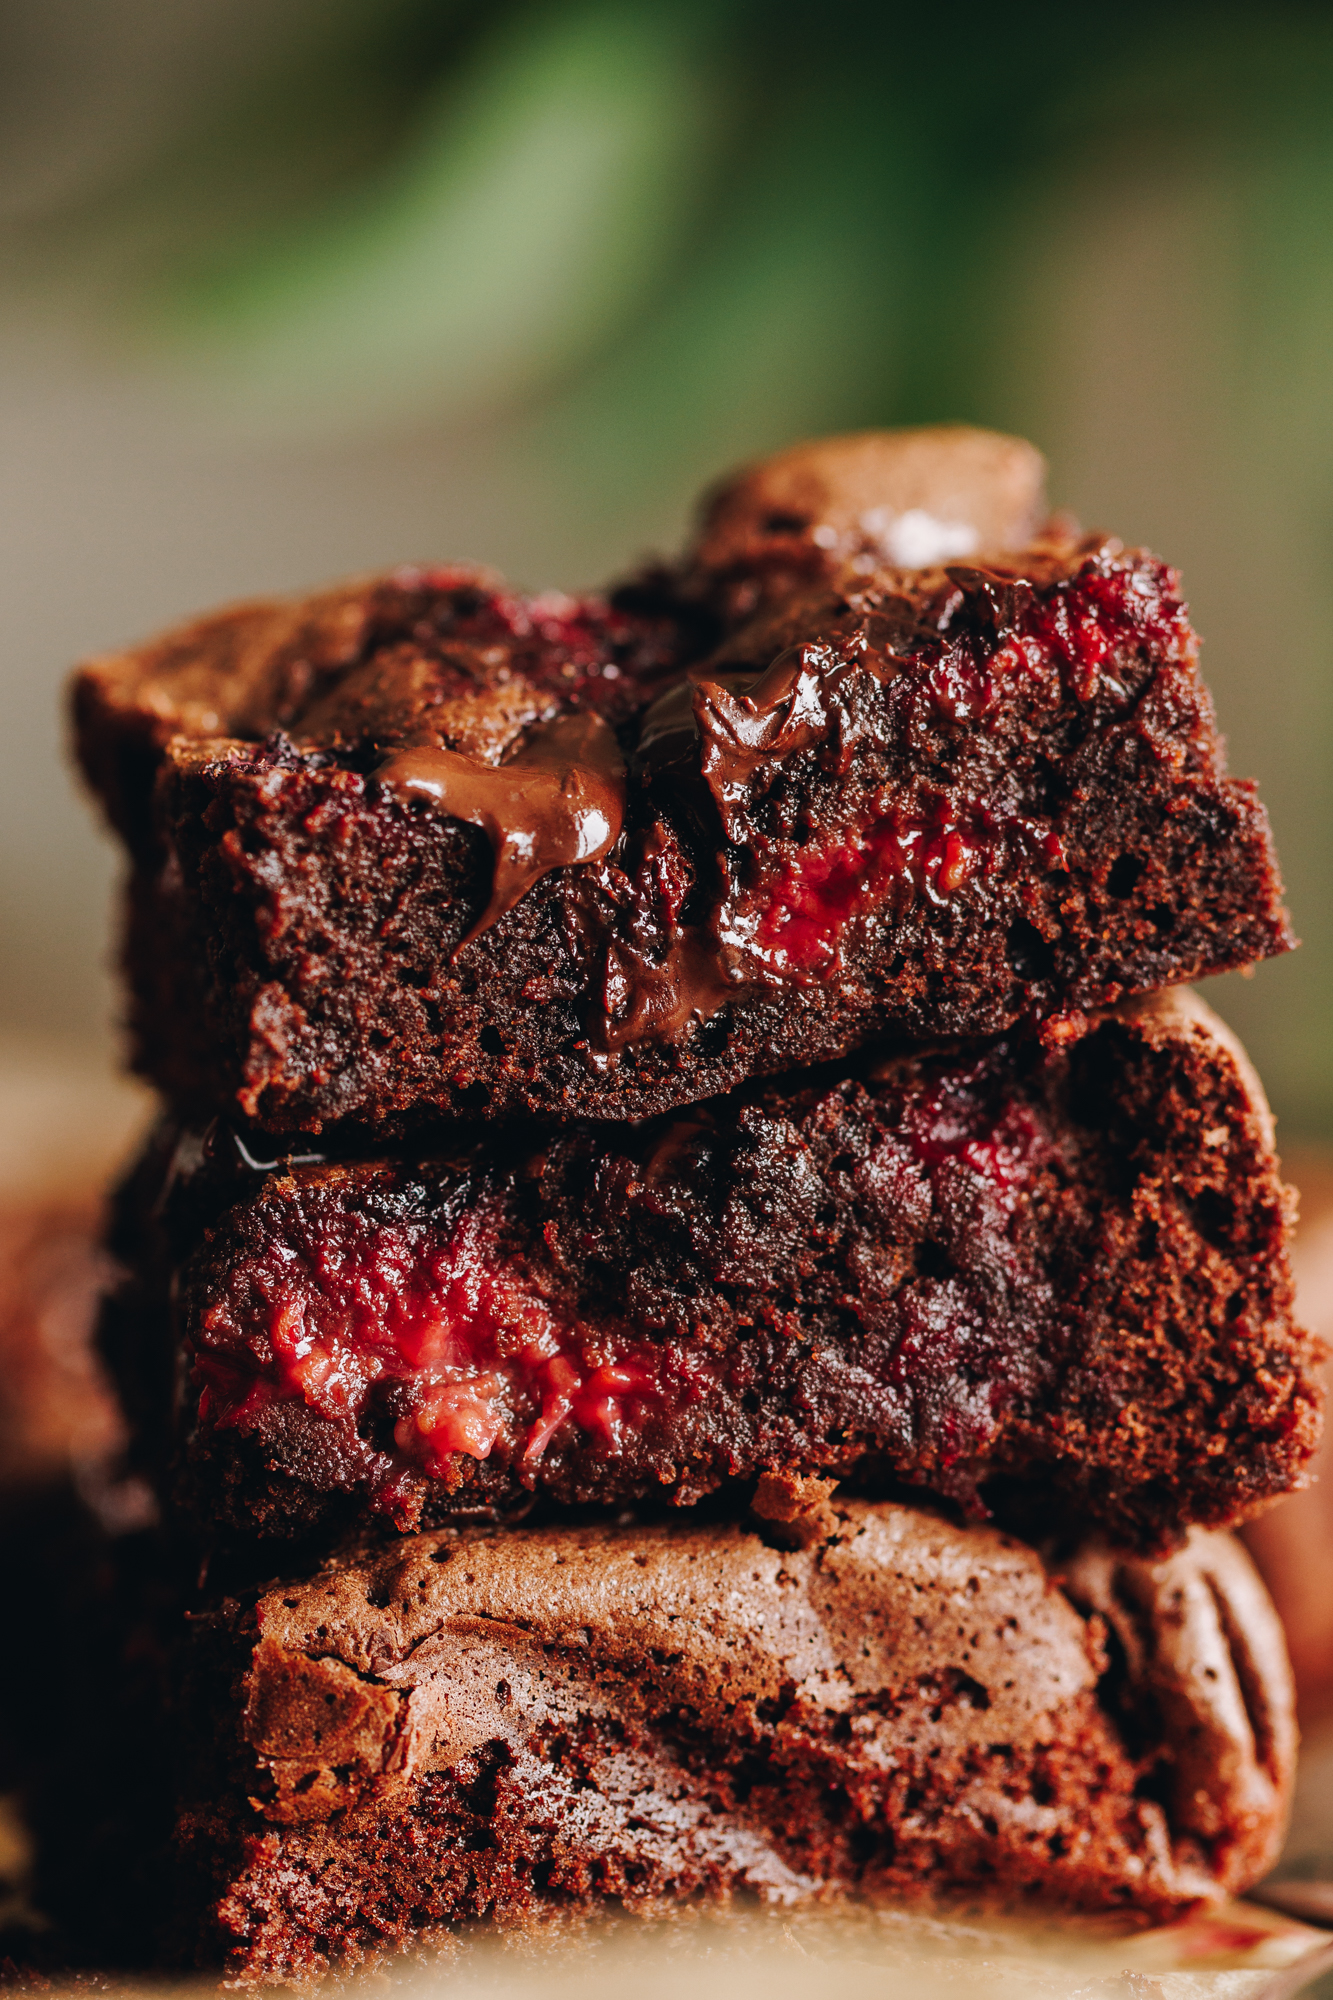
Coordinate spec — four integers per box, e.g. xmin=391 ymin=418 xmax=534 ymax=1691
xmin=1 ymin=0 xmax=1330 ymax=1133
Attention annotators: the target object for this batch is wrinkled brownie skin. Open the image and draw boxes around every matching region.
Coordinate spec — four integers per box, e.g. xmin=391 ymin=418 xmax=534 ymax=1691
xmin=110 ymin=991 xmax=1320 ymax=1553
xmin=174 ymin=1501 xmax=1296 ymax=1982
xmin=72 ymin=439 xmax=1292 ymax=1136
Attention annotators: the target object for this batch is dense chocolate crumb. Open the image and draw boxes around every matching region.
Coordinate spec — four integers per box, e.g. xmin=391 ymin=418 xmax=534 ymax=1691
xmin=71 ymin=430 xmax=1292 ymax=1136
xmin=48 ymin=428 xmax=1314 ymax=1977
xmin=174 ymin=1501 xmax=1295 ymax=1984
xmin=103 ymin=990 xmax=1320 ymax=1553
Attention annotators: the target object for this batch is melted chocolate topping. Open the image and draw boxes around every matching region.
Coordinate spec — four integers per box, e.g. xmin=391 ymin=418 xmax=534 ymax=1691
xmin=598 ymin=645 xmax=885 ymax=1053
xmin=596 ymin=929 xmax=738 ymax=1056
xmin=693 ymin=639 xmax=881 ymax=838
xmin=377 ymin=712 xmax=626 ymax=943
xmin=601 ymin=555 xmax=1099 ymax=1053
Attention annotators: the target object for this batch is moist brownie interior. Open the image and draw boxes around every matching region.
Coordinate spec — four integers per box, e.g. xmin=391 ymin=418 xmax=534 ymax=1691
xmin=49 ymin=426 xmax=1315 ymax=1979
xmin=72 ymin=429 xmax=1292 ymax=1136
xmin=102 ymin=990 xmax=1319 ymax=1553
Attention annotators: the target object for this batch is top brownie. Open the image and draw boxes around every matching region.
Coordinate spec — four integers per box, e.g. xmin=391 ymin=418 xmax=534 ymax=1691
xmin=73 ymin=427 xmax=1292 ymax=1135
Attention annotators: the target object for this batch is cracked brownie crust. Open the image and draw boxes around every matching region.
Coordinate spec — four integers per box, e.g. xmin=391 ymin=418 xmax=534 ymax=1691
xmin=72 ymin=430 xmax=1292 ymax=1135
xmin=174 ymin=1499 xmax=1296 ymax=1983
xmin=106 ymin=990 xmax=1320 ymax=1551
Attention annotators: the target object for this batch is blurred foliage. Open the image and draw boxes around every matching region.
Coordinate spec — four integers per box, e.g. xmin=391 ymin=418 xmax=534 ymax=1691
xmin=2 ymin=0 xmax=1333 ymax=1120
xmin=8 ymin=0 xmax=1333 ymax=472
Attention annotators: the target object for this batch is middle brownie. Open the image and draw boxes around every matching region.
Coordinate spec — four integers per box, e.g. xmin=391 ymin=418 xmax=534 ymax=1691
xmin=108 ymin=987 xmax=1318 ymax=1554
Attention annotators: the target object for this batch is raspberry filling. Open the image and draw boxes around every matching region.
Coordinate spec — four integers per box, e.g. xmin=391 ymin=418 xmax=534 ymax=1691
xmin=734 ymin=808 xmax=1052 ymax=979
xmin=185 ymin=1056 xmax=1055 ymax=1520
xmin=893 ymin=1067 xmax=1046 ymax=1204
xmin=191 ymin=1201 xmax=707 ymax=1496
xmin=716 ymin=554 xmax=1187 ymax=982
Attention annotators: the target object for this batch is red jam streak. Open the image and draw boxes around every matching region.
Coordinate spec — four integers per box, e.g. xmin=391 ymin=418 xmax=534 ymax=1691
xmin=729 ymin=811 xmax=984 ymax=979
xmin=192 ymin=1202 xmax=691 ymax=1499
xmin=893 ymin=1067 xmax=1048 ymax=1208
xmin=707 ymin=552 xmax=1173 ymax=986
xmin=188 ymin=1056 xmax=1054 ymax=1512
xmin=737 ymin=817 xmax=960 ymax=978
xmin=727 ymin=805 xmax=1065 ymax=982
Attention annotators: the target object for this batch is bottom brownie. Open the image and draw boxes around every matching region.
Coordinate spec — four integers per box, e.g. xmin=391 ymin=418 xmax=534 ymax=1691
xmin=176 ymin=1492 xmax=1294 ymax=1984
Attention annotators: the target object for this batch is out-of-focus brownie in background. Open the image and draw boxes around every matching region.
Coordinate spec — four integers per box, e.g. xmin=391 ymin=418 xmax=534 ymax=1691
xmin=0 ymin=1039 xmax=150 ymax=1518
xmin=0 ymin=1193 xmax=118 ymax=1950
xmin=1244 ymin=1148 xmax=1333 ymax=1726
xmin=0 ymin=1044 xmax=154 ymax=1960
xmin=0 ymin=1197 xmax=120 ymax=1501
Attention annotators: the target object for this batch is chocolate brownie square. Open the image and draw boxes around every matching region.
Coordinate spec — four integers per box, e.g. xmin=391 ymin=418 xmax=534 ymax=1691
xmin=107 ymin=990 xmax=1320 ymax=1552
xmin=72 ymin=430 xmax=1292 ymax=1136
xmin=173 ymin=1498 xmax=1295 ymax=1981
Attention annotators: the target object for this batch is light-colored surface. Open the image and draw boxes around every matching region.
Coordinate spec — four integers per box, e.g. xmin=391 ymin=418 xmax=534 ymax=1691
xmin=329 ymin=1909 xmax=1333 ymax=1998
xmin=0 ymin=1030 xmax=152 ymax=1202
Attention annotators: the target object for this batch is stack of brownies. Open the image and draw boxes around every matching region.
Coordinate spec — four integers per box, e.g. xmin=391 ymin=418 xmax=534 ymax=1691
xmin=72 ymin=427 xmax=1322 ymax=1981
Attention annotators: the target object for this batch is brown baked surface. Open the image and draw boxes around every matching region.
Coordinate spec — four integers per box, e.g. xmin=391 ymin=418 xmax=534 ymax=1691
xmin=103 ymin=989 xmax=1320 ymax=1553
xmin=71 ymin=428 xmax=1292 ymax=1136
xmin=44 ymin=431 xmax=1314 ymax=1983
xmin=174 ymin=1497 xmax=1296 ymax=1983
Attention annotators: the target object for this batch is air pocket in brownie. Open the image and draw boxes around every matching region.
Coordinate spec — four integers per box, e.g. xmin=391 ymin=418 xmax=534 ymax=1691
xmin=113 ymin=990 xmax=1320 ymax=1551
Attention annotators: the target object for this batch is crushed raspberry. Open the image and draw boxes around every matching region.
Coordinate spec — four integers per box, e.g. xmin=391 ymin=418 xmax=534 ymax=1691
xmin=1025 ymin=556 xmax=1189 ymax=702
xmin=896 ymin=1067 xmax=1048 ymax=1211
xmin=185 ymin=1054 xmax=1057 ymax=1521
xmin=736 ymin=810 xmax=1063 ymax=980
xmin=737 ymin=811 xmax=987 ymax=977
xmin=191 ymin=1198 xmax=689 ymax=1507
xmin=715 ymin=553 xmax=1173 ymax=983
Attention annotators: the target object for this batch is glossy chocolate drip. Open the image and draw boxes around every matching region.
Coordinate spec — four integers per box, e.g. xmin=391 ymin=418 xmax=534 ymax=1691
xmin=596 ymin=929 xmax=738 ymax=1057
xmin=693 ymin=640 xmax=875 ymax=839
xmin=636 ymin=614 xmax=892 ymax=802
xmin=377 ymin=711 xmax=626 ymax=943
xmin=629 ymin=563 xmax=1087 ymax=1002
xmin=605 ymin=642 xmax=886 ymax=1056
